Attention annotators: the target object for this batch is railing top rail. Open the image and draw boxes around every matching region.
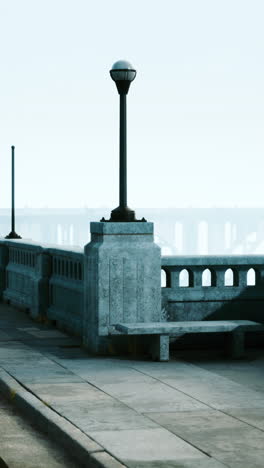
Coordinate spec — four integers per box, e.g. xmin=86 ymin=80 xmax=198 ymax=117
xmin=47 ymin=247 xmax=83 ymax=259
xmin=162 ymin=255 xmax=264 ymax=267
xmin=0 ymin=239 xmax=83 ymax=256
xmin=0 ymin=239 xmax=44 ymax=252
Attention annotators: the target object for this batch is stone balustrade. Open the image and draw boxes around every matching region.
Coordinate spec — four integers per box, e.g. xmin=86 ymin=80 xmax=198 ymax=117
xmin=1 ymin=240 xmax=50 ymax=320
xmin=0 ymin=240 xmax=264 ymax=345
xmin=161 ymin=255 xmax=264 ymax=324
xmin=47 ymin=247 xmax=83 ymax=335
xmin=0 ymin=240 xmax=83 ymax=331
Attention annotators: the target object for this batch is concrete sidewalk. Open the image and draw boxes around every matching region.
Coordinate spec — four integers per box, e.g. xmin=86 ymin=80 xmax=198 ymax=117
xmin=0 ymin=303 xmax=264 ymax=468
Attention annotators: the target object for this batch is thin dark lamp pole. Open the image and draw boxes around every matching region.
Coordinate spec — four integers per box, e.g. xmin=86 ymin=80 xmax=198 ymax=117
xmin=11 ymin=145 xmax=15 ymax=233
xmin=119 ymin=93 xmax=127 ymax=208
xmin=5 ymin=145 xmax=21 ymax=239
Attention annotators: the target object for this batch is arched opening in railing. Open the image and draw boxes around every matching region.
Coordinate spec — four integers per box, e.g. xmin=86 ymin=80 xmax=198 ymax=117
xmin=179 ymin=268 xmax=193 ymax=287
xmin=161 ymin=268 xmax=170 ymax=288
xmin=202 ymin=268 xmax=211 ymax=286
xmin=161 ymin=269 xmax=166 ymax=287
xmin=224 ymin=268 xmax=238 ymax=286
xmin=247 ymin=268 xmax=256 ymax=286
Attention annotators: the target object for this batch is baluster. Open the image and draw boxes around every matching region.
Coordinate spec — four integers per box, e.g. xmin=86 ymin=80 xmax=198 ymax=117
xmin=192 ymin=267 xmax=203 ymax=287
xmin=257 ymin=266 xmax=264 ymax=286
xmin=170 ymin=267 xmax=181 ymax=288
xmin=238 ymin=267 xmax=248 ymax=287
xmin=74 ymin=262 xmax=78 ymax=280
xmin=215 ymin=267 xmax=226 ymax=287
xmin=78 ymin=262 xmax=82 ymax=280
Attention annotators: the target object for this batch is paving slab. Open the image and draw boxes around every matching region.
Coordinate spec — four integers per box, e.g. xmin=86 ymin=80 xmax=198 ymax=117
xmin=2 ymin=366 xmax=84 ymax=384
xmin=1 ymin=303 xmax=264 ymax=468
xmin=28 ymin=382 xmax=109 ymax=403
xmin=96 ymin=380 xmax=208 ymax=413
xmin=132 ymin=361 xmax=264 ymax=410
xmin=89 ymin=428 xmax=207 ymax=463
xmin=224 ymin=408 xmax=264 ymax=431
xmin=216 ymin=450 xmax=264 ymax=468
xmin=162 ymin=375 xmax=264 ymax=409
xmin=147 ymin=410 xmax=264 ymax=464
xmin=186 ymin=358 xmax=264 ymax=394
xmin=71 ymin=366 xmax=155 ymax=385
xmin=54 ymin=400 xmax=158 ymax=432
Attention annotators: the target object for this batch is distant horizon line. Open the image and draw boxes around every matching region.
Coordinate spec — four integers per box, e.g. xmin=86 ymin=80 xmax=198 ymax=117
xmin=0 ymin=206 xmax=264 ymax=211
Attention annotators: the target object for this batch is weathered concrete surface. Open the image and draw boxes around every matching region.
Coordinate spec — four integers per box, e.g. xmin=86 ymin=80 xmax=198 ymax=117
xmin=115 ymin=320 xmax=264 ymax=334
xmin=1 ymin=303 xmax=264 ymax=467
xmin=161 ymin=255 xmax=264 ymax=329
xmin=0 ymin=392 xmax=79 ymax=468
xmin=83 ymin=222 xmax=161 ymax=354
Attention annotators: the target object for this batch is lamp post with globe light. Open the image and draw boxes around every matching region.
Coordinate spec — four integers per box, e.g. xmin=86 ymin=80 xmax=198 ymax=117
xmin=83 ymin=61 xmax=161 ymax=356
xmin=103 ymin=60 xmax=146 ymax=222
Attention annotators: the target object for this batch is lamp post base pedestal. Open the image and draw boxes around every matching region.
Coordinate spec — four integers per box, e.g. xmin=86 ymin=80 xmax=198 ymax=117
xmin=101 ymin=206 xmax=146 ymax=222
xmin=83 ymin=221 xmax=161 ymax=355
xmin=110 ymin=205 xmax=136 ymax=222
xmin=5 ymin=231 xmax=22 ymax=239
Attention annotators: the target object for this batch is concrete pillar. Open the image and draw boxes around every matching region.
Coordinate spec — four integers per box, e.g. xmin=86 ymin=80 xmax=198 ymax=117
xmin=208 ymin=223 xmax=225 ymax=254
xmin=182 ymin=221 xmax=197 ymax=255
xmin=83 ymin=222 xmax=161 ymax=355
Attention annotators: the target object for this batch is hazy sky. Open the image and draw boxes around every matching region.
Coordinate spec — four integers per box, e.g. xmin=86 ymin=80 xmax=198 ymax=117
xmin=1 ymin=0 xmax=264 ymax=209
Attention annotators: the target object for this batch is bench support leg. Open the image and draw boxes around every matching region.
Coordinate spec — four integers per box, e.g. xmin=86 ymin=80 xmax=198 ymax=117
xmin=227 ymin=331 xmax=245 ymax=358
xmin=150 ymin=334 xmax=169 ymax=361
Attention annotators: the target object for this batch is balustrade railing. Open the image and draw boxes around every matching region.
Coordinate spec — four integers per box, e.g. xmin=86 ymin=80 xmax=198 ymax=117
xmin=47 ymin=247 xmax=83 ymax=335
xmin=1 ymin=240 xmax=264 ymax=340
xmin=161 ymin=255 xmax=264 ymax=323
xmin=1 ymin=240 xmax=50 ymax=319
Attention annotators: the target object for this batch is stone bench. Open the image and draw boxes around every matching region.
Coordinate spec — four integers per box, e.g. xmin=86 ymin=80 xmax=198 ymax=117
xmin=113 ymin=320 xmax=264 ymax=361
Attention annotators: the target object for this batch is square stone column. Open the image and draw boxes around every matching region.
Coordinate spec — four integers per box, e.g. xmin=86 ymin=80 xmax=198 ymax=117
xmin=83 ymin=222 xmax=161 ymax=354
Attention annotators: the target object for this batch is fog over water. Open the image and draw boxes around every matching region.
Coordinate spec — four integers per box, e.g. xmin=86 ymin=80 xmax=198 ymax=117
xmin=1 ymin=207 xmax=264 ymax=256
xmin=1 ymin=1 xmax=264 ymax=212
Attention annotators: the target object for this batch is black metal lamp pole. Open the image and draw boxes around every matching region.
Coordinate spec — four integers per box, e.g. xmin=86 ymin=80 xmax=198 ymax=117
xmin=5 ymin=146 xmax=21 ymax=239
xmin=102 ymin=60 xmax=145 ymax=222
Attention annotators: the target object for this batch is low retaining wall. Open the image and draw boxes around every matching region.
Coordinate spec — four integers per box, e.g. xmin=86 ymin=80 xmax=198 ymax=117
xmin=0 ymin=240 xmax=264 ymax=349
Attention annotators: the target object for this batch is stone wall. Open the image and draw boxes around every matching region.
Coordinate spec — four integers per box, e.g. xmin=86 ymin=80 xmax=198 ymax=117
xmin=0 ymin=240 xmax=83 ymax=333
xmin=162 ymin=255 xmax=264 ymax=348
xmin=1 ymin=239 xmax=264 ymax=348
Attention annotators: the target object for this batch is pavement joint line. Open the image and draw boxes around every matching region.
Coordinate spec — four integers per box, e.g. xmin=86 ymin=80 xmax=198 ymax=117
xmin=15 ymin=344 xmax=230 ymax=462
xmin=177 ymin=359 xmax=264 ymax=434
xmin=130 ymin=359 xmax=264 ymax=435
xmin=45 ymin=354 xmax=236 ymax=462
xmin=141 ymin=411 xmax=214 ymax=459
xmin=45 ymin=353 xmax=166 ymax=414
xmin=129 ymin=360 xmax=217 ymax=410
xmin=0 ymin=366 xmax=127 ymax=468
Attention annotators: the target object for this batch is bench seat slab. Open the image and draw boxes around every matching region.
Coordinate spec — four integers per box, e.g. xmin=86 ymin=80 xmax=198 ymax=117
xmin=113 ymin=320 xmax=264 ymax=361
xmin=114 ymin=320 xmax=264 ymax=335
